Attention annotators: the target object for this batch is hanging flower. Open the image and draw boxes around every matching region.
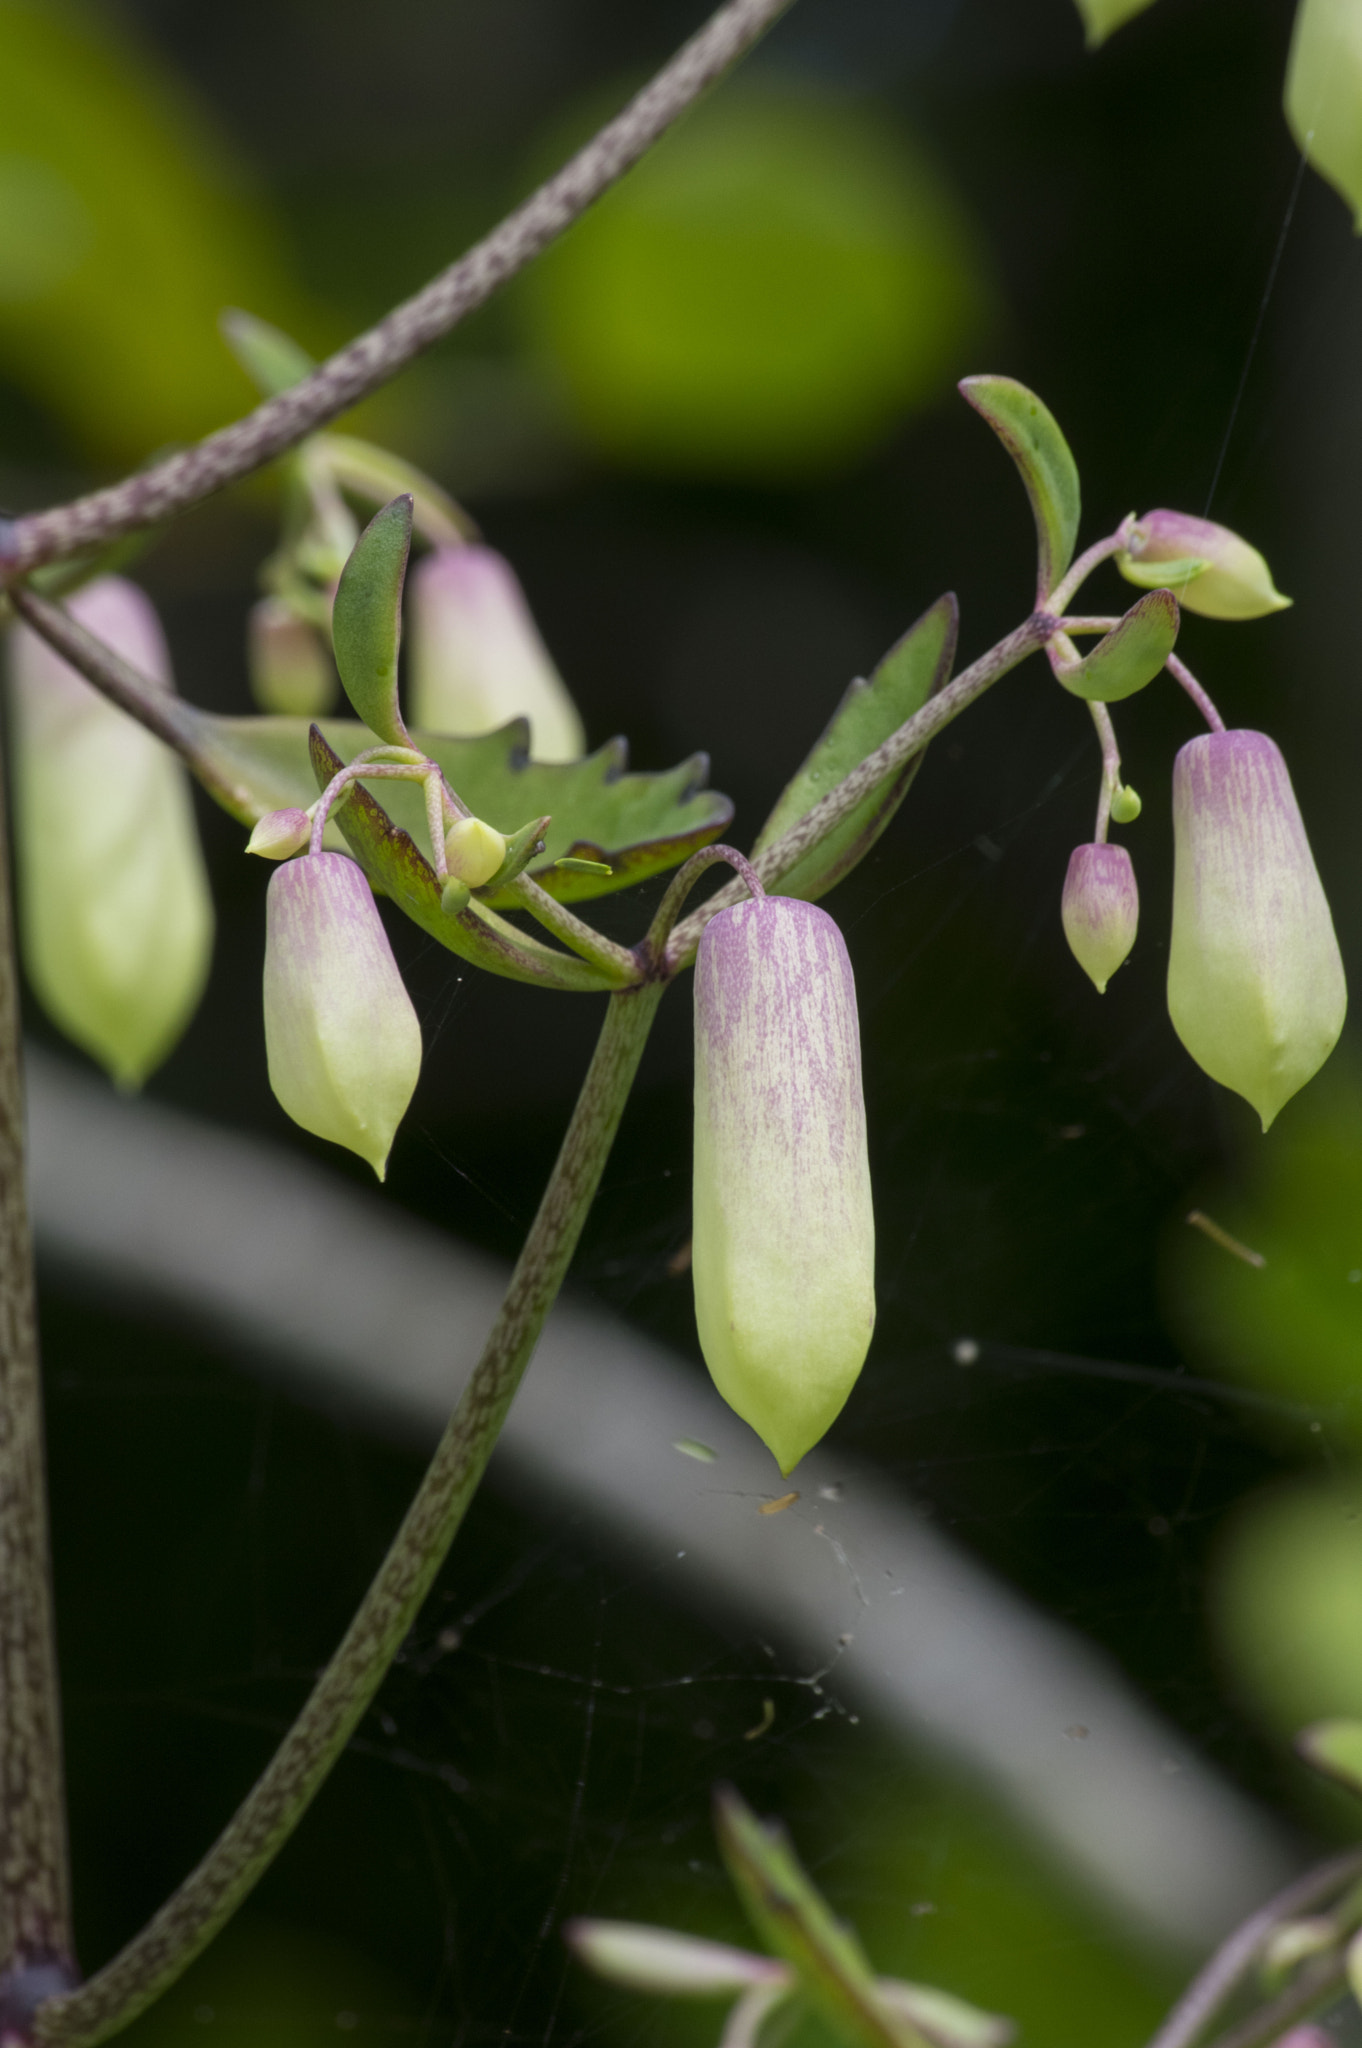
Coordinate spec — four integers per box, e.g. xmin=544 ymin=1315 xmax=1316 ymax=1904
xmin=1117 ymin=510 xmax=1290 ymax=621
xmin=408 ymin=545 xmax=585 ymax=761
xmin=1061 ymin=842 xmax=1139 ymax=992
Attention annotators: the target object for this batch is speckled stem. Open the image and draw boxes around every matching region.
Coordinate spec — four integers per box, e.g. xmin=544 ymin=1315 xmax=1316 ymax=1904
xmin=0 ymin=0 xmax=795 ymax=581
xmin=31 ymin=981 xmax=665 ymax=2048
xmin=1089 ymin=702 xmax=1121 ymax=844
xmin=0 ymin=741 xmax=77 ymax=2030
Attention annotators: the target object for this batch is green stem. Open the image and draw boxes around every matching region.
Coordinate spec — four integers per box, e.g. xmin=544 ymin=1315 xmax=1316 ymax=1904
xmin=33 ymin=980 xmax=666 ymax=2048
xmin=0 ymin=735 xmax=77 ymax=2033
xmin=506 ymin=873 xmax=643 ymax=986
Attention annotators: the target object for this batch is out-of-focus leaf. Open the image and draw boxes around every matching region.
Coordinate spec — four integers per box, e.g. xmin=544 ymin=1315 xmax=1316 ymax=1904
xmin=220 ymin=307 xmax=315 ymax=397
xmin=520 ymin=84 xmax=993 ymax=479
xmin=1054 ymin=591 xmax=1179 ymax=703
xmin=331 ymin=498 xmax=414 ymax=746
xmin=1297 ymin=1719 xmax=1362 ymax=1799
xmin=959 ymin=377 xmax=1081 ymax=600
xmin=1286 ymin=0 xmax=1362 ymax=230
xmin=1074 ymin=0 xmax=1162 ymax=49
xmin=0 ymin=0 xmax=313 ymax=460
xmin=752 ymin=595 xmax=957 ymax=900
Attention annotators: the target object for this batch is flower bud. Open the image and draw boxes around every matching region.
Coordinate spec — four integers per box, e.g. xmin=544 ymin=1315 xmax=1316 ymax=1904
xmin=1286 ymin=0 xmax=1362 ymax=229
xmin=247 ymin=596 xmax=336 ymax=716
xmin=693 ymin=897 xmax=875 ymax=1474
xmin=246 ymin=808 xmax=312 ymax=860
xmin=1168 ymin=732 xmax=1346 ymax=1130
xmin=263 ymin=852 xmax=421 ymax=1178
xmin=563 ymin=1920 xmax=782 ymax=1995
xmin=1118 ymin=510 xmax=1290 ymax=621
xmin=6 ymin=576 xmax=213 ymax=1088
xmin=443 ymin=815 xmax=507 ymax=888
xmin=409 ymin=545 xmax=586 ymax=761
xmin=1061 ymin=842 xmax=1138 ymax=993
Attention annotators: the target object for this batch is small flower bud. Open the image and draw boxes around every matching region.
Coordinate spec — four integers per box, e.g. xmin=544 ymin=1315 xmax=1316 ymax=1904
xmin=693 ymin=897 xmax=875 ymax=1474
xmin=443 ymin=815 xmax=507 ymax=888
xmin=1286 ymin=0 xmax=1362 ymax=229
xmin=409 ymin=546 xmax=586 ymax=762
xmin=1109 ymin=783 xmax=1142 ymax=824
xmin=263 ymin=852 xmax=422 ymax=1178
xmin=1118 ymin=510 xmax=1290 ymax=621
xmin=441 ymin=876 xmax=472 ymax=917
xmin=246 ymin=808 xmax=312 ymax=860
xmin=563 ymin=1920 xmax=782 ymax=1995
xmin=247 ymin=596 xmax=336 ymax=716
xmin=1168 ymin=732 xmax=1346 ymax=1130
xmin=1061 ymin=843 xmax=1138 ymax=993
xmin=6 ymin=576 xmax=213 ymax=1088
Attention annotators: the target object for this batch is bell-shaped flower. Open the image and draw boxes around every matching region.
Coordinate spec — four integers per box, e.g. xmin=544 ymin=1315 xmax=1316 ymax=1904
xmin=1287 ymin=0 xmax=1362 ymax=230
xmin=409 ymin=545 xmax=585 ymax=761
xmin=1117 ymin=509 xmax=1290 ymax=621
xmin=6 ymin=576 xmax=214 ymax=1088
xmin=693 ymin=896 xmax=875 ymax=1474
xmin=263 ymin=852 xmax=422 ymax=1178
xmin=247 ymin=596 xmax=336 ymax=716
xmin=1168 ymin=731 xmax=1346 ymax=1130
xmin=1062 ymin=842 xmax=1138 ymax=993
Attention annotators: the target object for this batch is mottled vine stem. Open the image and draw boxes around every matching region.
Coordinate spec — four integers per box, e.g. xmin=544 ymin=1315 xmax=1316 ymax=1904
xmin=32 ymin=981 xmax=665 ymax=2048
xmin=0 ymin=0 xmax=795 ymax=580
xmin=0 ymin=748 xmax=77 ymax=2034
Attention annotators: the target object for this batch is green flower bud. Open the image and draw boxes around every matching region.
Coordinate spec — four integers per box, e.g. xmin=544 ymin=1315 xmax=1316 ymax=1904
xmin=443 ymin=815 xmax=507 ymax=888
xmin=409 ymin=546 xmax=586 ymax=762
xmin=1287 ymin=0 xmax=1362 ymax=229
xmin=246 ymin=596 xmax=336 ymax=716
xmin=693 ymin=897 xmax=875 ymax=1474
xmin=246 ymin=808 xmax=312 ymax=860
xmin=1109 ymin=783 xmax=1142 ymax=824
xmin=1061 ymin=842 xmax=1138 ymax=993
xmin=263 ymin=852 xmax=421 ymax=1178
xmin=6 ymin=576 xmax=213 ymax=1088
xmin=1168 ymin=731 xmax=1346 ymax=1130
xmin=1118 ymin=510 xmax=1290 ymax=621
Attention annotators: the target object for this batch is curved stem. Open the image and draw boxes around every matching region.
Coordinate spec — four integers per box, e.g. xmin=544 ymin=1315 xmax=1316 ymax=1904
xmin=1046 ymin=534 xmax=1125 ymax=616
xmin=32 ymin=981 xmax=666 ymax=2048
xmin=1167 ymin=654 xmax=1227 ymax=733
xmin=505 ymin=873 xmax=642 ymax=986
xmin=1142 ymin=1848 xmax=1362 ymax=2048
xmin=0 ymin=0 xmax=796 ymax=580
xmin=646 ymin=843 xmax=765 ymax=967
xmin=1089 ymin=702 xmax=1121 ymax=845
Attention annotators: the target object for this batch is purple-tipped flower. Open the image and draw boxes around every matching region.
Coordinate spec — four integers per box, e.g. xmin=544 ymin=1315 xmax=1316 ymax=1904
xmin=1118 ymin=510 xmax=1290 ymax=621
xmin=1061 ymin=843 xmax=1138 ymax=993
xmin=246 ymin=808 xmax=312 ymax=860
xmin=247 ymin=596 xmax=336 ymax=716
xmin=263 ymin=852 xmax=422 ymax=1178
xmin=409 ymin=545 xmax=585 ymax=761
xmin=693 ymin=897 xmax=875 ymax=1474
xmin=1168 ymin=732 xmax=1345 ymax=1130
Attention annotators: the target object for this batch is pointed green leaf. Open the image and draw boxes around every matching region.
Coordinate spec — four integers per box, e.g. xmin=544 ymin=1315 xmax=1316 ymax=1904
xmin=752 ymin=595 xmax=957 ymax=900
xmin=1055 ymin=589 xmax=1179 ymax=703
xmin=714 ymin=1788 xmax=931 ymax=2048
xmin=959 ymin=376 xmax=1081 ymax=600
xmin=1297 ymin=1718 xmax=1362 ymax=1799
xmin=220 ymin=308 xmax=316 ymax=397
xmin=331 ymin=496 xmax=414 ymax=746
xmin=306 ymin=729 xmax=620 ymax=993
xmin=1074 ymin=0 xmax=1162 ymax=46
xmin=1115 ymin=553 xmax=1207 ymax=595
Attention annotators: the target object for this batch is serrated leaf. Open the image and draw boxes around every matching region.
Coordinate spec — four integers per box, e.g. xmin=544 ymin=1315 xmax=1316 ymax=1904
xmin=959 ymin=376 xmax=1081 ymax=600
xmin=1056 ymin=589 xmax=1179 ymax=703
xmin=307 ymin=729 xmax=620 ymax=993
xmin=220 ymin=308 xmax=316 ymax=397
xmin=752 ymin=594 xmax=957 ymax=900
xmin=1297 ymin=1718 xmax=1362 ymax=1798
xmin=188 ymin=711 xmax=731 ymax=904
xmin=1074 ymin=0 xmax=1162 ymax=46
xmin=331 ymin=496 xmax=413 ymax=746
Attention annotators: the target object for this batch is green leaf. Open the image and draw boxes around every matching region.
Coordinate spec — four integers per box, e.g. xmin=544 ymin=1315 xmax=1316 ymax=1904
xmin=752 ymin=595 xmax=957 ymax=900
xmin=220 ymin=308 xmax=316 ymax=397
xmin=187 ymin=711 xmax=731 ymax=903
xmin=714 ymin=1788 xmax=931 ymax=2048
xmin=1055 ymin=589 xmax=1179 ymax=703
xmin=1074 ymin=0 xmax=1162 ymax=46
xmin=317 ymin=434 xmax=473 ymax=548
xmin=959 ymin=376 xmax=1081 ymax=600
xmin=1115 ymin=553 xmax=1207 ymax=595
xmin=1297 ymin=1719 xmax=1362 ymax=1799
xmin=331 ymin=496 xmax=414 ymax=746
xmin=307 ymin=730 xmax=620 ymax=994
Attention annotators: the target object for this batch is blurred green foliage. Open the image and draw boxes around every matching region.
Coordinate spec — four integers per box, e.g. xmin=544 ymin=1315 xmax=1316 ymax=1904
xmin=518 ymin=83 xmax=993 ymax=480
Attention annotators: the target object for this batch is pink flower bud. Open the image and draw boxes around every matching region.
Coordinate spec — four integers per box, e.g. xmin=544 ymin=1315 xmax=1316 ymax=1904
xmin=1168 ymin=732 xmax=1346 ymax=1130
xmin=693 ymin=897 xmax=875 ymax=1474
xmin=408 ymin=546 xmax=585 ymax=761
xmin=1061 ymin=843 xmax=1138 ymax=993
xmin=246 ymin=808 xmax=312 ymax=860
xmin=1118 ymin=510 xmax=1290 ymax=621
xmin=246 ymin=596 xmax=336 ymax=716
xmin=263 ymin=852 xmax=422 ymax=1178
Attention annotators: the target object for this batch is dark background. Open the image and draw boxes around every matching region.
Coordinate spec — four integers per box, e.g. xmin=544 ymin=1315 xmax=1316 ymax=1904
xmin=6 ymin=0 xmax=1362 ymax=2042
